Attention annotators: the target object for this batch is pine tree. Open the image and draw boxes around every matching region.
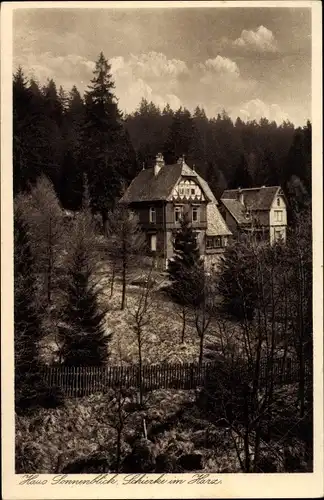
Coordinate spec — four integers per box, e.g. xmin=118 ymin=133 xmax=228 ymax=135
xmin=163 ymin=108 xmax=205 ymax=172
xmin=218 ymin=242 xmax=257 ymax=321
xmin=83 ymin=52 xmax=137 ymax=227
xmin=14 ymin=208 xmax=43 ymax=409
xmin=59 ymin=212 xmax=111 ymax=366
xmin=59 ymin=85 xmax=85 ymax=210
xmin=167 ymin=211 xmax=204 ymax=306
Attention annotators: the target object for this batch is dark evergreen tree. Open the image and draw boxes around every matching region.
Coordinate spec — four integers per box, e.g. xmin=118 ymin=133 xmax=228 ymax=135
xmin=14 ymin=208 xmax=58 ymax=411
xmin=167 ymin=211 xmax=204 ymax=306
xmin=218 ymin=242 xmax=257 ymax=321
xmin=14 ymin=208 xmax=42 ymax=375
xmin=230 ymin=154 xmax=253 ymax=188
xmin=59 ymin=212 xmax=111 ymax=365
xmin=82 ymin=52 xmax=137 ymax=226
xmin=13 ymin=67 xmax=33 ymax=194
xmin=59 ymin=86 xmax=85 ymax=210
xmin=163 ymin=107 xmax=205 ymax=172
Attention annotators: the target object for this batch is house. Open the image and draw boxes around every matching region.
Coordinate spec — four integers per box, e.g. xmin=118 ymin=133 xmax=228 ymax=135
xmin=119 ymin=153 xmax=232 ymax=269
xmin=219 ymin=186 xmax=287 ymax=244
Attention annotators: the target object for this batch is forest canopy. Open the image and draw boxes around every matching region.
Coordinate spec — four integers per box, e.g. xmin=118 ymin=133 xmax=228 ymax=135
xmin=13 ymin=53 xmax=312 ymax=223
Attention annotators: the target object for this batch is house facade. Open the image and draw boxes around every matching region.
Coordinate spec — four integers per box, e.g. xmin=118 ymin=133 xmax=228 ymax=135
xmin=119 ymin=153 xmax=232 ymax=269
xmin=219 ymin=186 xmax=287 ymax=244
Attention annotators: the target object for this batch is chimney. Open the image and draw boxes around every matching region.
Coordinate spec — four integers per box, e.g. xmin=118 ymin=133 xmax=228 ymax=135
xmin=154 ymin=153 xmax=165 ymax=176
xmin=177 ymin=155 xmax=185 ymax=166
xmin=237 ymin=187 xmax=244 ymax=205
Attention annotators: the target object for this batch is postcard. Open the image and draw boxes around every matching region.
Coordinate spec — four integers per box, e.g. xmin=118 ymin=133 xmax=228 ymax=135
xmin=1 ymin=1 xmax=323 ymax=498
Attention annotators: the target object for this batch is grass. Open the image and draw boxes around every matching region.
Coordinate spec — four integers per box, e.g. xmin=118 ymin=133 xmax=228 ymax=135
xmin=15 ymin=388 xmax=243 ymax=474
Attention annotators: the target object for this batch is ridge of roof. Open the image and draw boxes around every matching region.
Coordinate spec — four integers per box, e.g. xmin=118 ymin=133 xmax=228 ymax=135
xmin=221 ymin=186 xmax=282 ymax=211
xmin=120 ymin=161 xmax=218 ymax=204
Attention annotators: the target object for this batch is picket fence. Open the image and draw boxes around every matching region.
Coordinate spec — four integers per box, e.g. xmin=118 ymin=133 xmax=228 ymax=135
xmin=42 ymin=358 xmax=309 ymax=398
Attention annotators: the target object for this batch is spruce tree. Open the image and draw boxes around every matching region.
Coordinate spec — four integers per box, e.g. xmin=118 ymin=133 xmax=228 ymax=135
xmin=59 ymin=85 xmax=85 ymax=210
xmin=218 ymin=242 xmax=257 ymax=321
xmin=14 ymin=208 xmax=42 ymax=409
xmin=167 ymin=211 xmax=204 ymax=306
xmin=83 ymin=52 xmax=137 ymax=227
xmin=59 ymin=212 xmax=111 ymax=366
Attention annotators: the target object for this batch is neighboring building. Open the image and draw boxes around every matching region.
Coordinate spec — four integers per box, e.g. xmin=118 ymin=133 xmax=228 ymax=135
xmin=119 ymin=153 xmax=232 ymax=269
xmin=219 ymin=186 xmax=287 ymax=244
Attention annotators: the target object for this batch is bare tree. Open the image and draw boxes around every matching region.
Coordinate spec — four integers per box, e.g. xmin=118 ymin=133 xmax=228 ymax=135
xmin=208 ymin=235 xmax=305 ymax=472
xmin=181 ymin=266 xmax=218 ymax=368
xmin=129 ymin=267 xmax=156 ymax=406
xmin=108 ymin=371 xmax=138 ymax=472
xmin=15 ymin=176 xmax=65 ymax=306
xmin=106 ymin=204 xmax=146 ymax=310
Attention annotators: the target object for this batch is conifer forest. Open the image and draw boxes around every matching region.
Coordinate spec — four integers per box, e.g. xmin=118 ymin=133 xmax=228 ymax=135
xmin=13 ymin=50 xmax=313 ymax=475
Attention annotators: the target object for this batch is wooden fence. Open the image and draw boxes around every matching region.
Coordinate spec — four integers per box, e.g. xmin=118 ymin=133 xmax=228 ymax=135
xmin=42 ymin=358 xmax=311 ymax=398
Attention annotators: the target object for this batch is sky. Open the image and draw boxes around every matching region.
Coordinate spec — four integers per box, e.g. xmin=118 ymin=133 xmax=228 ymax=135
xmin=13 ymin=6 xmax=312 ymax=126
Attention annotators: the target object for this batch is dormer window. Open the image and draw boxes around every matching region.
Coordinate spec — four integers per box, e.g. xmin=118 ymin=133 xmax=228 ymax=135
xmin=149 ymin=207 xmax=156 ymax=223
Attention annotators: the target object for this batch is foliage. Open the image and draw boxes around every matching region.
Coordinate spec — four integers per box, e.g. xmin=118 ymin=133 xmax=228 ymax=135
xmin=58 ymin=211 xmax=111 ymax=366
xmin=14 ymin=207 xmax=42 ymax=408
xmin=14 ymin=207 xmax=63 ymax=412
xmin=106 ymin=204 xmax=146 ymax=309
xmin=13 ymin=64 xmax=311 ymax=224
xmin=15 ymin=175 xmax=65 ymax=306
xmin=167 ymin=211 xmax=204 ymax=307
xmin=218 ymin=240 xmax=258 ymax=321
xmin=82 ymin=52 xmax=137 ymax=224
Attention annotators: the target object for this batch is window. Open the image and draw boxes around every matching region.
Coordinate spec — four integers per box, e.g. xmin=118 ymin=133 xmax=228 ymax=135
xmin=185 ymin=188 xmax=190 ymax=196
xmin=179 ymin=187 xmax=184 ymax=195
xmin=174 ymin=206 xmax=183 ymax=222
xmin=192 ymin=206 xmax=199 ymax=223
xmin=151 ymin=234 xmax=157 ymax=252
xmin=277 ymin=197 xmax=280 ymax=206
xmin=274 ymin=229 xmax=283 ymax=242
xmin=149 ymin=207 xmax=156 ymax=223
xmin=206 ymin=236 xmax=222 ymax=249
xmin=191 ymin=188 xmax=195 ymax=195
xmin=274 ymin=210 xmax=283 ymax=222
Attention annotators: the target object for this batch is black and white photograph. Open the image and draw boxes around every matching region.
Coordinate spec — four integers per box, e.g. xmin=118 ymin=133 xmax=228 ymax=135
xmin=1 ymin=1 xmax=323 ymax=498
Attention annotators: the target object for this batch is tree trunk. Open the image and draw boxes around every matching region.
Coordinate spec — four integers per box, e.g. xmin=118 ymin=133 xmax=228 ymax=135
xmin=198 ymin=333 xmax=204 ymax=369
xmin=138 ymin=335 xmax=143 ymax=406
xmin=47 ymin=219 xmax=53 ymax=305
xmin=116 ymin=428 xmax=122 ymax=472
xmin=181 ymin=306 xmax=187 ymax=343
xmin=110 ymin=263 xmax=116 ymax=298
xmin=101 ymin=209 xmax=108 ymax=235
xmin=121 ymin=242 xmax=127 ymax=310
xmin=243 ymin=387 xmax=251 ymax=472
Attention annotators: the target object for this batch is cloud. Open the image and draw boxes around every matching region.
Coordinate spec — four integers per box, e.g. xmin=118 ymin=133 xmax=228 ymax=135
xmin=236 ymin=98 xmax=290 ymax=123
xmin=110 ymin=53 xmax=186 ymax=112
xmin=199 ymin=55 xmax=240 ymax=81
xmin=232 ymin=26 xmax=278 ymax=52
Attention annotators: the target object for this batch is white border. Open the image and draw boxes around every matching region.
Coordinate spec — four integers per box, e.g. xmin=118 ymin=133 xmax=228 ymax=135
xmin=1 ymin=2 xmax=323 ymax=499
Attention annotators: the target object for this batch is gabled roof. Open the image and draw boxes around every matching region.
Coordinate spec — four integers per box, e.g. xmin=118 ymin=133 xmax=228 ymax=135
xmin=119 ymin=161 xmax=217 ymax=204
xmin=206 ymin=203 xmax=232 ymax=236
xmin=220 ymin=199 xmax=251 ymax=225
xmin=221 ymin=186 xmax=282 ymax=211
